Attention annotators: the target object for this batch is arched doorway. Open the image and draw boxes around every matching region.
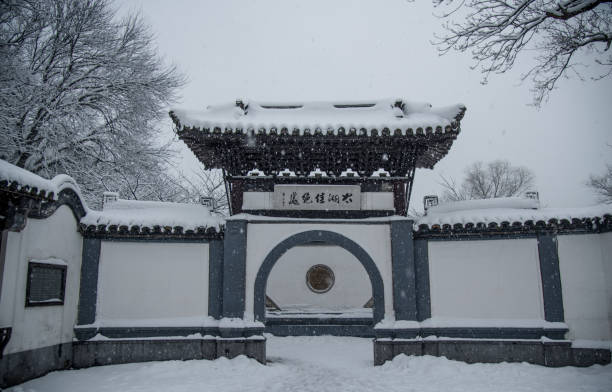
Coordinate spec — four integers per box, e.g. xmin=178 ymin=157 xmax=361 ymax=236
xmin=253 ymin=230 xmax=385 ymax=323
xmin=266 ymin=244 xmax=372 ymax=313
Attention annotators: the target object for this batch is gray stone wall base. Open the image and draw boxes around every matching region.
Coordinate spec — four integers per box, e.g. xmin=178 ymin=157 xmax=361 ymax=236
xmin=571 ymin=347 xmax=612 ymax=367
xmin=216 ymin=338 xmax=266 ymax=362
xmin=73 ymin=326 xmax=265 ymax=340
xmin=73 ymin=338 xmax=266 ymax=368
xmin=72 ymin=339 xmax=215 ymax=368
xmin=373 ymin=339 xmax=611 ymax=367
xmin=0 ymin=343 xmax=72 ymax=388
xmin=1 ymin=338 xmax=266 ymax=388
xmin=374 ymin=327 xmax=567 ymax=340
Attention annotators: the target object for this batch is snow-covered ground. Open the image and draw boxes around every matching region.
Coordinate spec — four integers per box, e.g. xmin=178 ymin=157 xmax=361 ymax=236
xmin=8 ymin=336 xmax=612 ymax=392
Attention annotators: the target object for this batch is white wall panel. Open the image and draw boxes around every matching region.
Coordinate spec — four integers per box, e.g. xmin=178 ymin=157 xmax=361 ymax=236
xmin=1 ymin=206 xmax=82 ymax=354
xmin=242 ymin=192 xmax=272 ymax=210
xmin=558 ymin=233 xmax=612 ymax=340
xmin=428 ymin=239 xmax=544 ymax=320
xmin=97 ymin=242 xmax=209 ymax=322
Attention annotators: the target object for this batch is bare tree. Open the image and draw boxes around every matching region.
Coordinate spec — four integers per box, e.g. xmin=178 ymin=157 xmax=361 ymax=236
xmin=440 ymin=160 xmax=535 ymax=201
xmin=587 ymin=164 xmax=612 ymax=203
xmin=167 ymin=169 xmax=229 ymax=215
xmin=0 ymin=0 xmax=187 ymax=207
xmin=433 ymin=1 xmax=612 ymax=105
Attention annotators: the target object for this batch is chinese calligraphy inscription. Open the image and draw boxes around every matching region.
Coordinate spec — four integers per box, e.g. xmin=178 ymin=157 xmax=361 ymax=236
xmin=273 ymin=185 xmax=361 ymax=210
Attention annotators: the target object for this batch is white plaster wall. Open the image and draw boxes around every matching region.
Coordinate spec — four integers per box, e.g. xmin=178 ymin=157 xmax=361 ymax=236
xmin=97 ymin=242 xmax=209 ymax=322
xmin=428 ymin=239 xmax=544 ymax=320
xmin=0 ymin=206 xmax=83 ymax=354
xmin=558 ymin=233 xmax=612 ymax=340
xmin=243 ymin=192 xmax=271 ymax=210
xmin=266 ymin=245 xmax=372 ymax=309
xmin=242 ymin=192 xmax=394 ymax=210
xmin=245 ymin=223 xmax=392 ymax=319
xmin=361 ymin=192 xmax=394 ymax=210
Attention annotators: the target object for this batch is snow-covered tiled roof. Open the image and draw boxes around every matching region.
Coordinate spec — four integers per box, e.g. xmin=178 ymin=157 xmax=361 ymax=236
xmin=81 ymin=198 xmax=225 ymax=236
xmin=171 ymin=98 xmax=466 ymax=136
xmin=416 ymin=197 xmax=612 ymax=233
xmin=0 ymin=159 xmax=82 ymax=201
xmin=0 ymin=159 xmax=224 ymax=237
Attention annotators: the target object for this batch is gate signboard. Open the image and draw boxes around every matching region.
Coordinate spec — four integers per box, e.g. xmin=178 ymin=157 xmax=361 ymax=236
xmin=273 ymin=185 xmax=361 ymax=210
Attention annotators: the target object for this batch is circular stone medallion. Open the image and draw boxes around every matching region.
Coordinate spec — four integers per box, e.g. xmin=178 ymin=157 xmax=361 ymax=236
xmin=306 ymin=264 xmax=335 ymax=294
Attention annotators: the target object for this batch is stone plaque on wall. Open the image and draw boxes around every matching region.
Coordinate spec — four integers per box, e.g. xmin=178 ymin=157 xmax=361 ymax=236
xmin=273 ymin=185 xmax=361 ymax=210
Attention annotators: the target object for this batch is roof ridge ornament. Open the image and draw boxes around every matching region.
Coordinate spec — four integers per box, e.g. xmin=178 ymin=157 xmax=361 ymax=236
xmin=235 ymin=99 xmax=249 ymax=115
xmin=393 ymin=99 xmax=405 ymax=111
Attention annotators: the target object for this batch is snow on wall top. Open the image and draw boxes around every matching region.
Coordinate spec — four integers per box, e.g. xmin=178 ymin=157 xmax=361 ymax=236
xmin=0 ymin=159 xmax=83 ymax=201
xmin=172 ymin=98 xmax=466 ymax=135
xmin=427 ymin=197 xmax=540 ymax=214
xmin=416 ymin=197 xmax=612 ymax=231
xmin=81 ymin=198 xmax=225 ymax=234
xmin=3 ymin=159 xmax=609 ymax=235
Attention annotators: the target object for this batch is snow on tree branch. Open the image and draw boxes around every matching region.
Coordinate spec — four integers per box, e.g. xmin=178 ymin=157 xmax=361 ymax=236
xmin=0 ymin=0 xmax=207 ymax=207
xmin=433 ymin=0 xmax=612 ymax=105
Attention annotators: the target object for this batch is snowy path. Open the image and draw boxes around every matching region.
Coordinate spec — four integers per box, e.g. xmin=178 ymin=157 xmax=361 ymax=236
xmin=7 ymin=336 xmax=612 ymax=392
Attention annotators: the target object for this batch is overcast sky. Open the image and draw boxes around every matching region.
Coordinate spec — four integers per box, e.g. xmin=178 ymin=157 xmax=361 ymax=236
xmin=117 ymin=0 xmax=612 ymax=211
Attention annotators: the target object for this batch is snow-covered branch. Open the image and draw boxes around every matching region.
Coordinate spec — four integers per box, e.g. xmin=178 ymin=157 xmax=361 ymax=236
xmin=0 ymin=0 xmax=194 ymax=207
xmin=433 ymin=0 xmax=612 ymax=105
